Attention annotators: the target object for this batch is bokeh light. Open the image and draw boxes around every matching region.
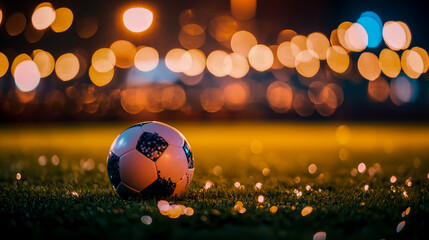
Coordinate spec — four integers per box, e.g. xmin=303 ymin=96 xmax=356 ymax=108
xmin=223 ymin=81 xmax=249 ymax=110
xmin=207 ymin=50 xmax=232 ymax=77
xmin=200 ymin=88 xmax=224 ymax=113
xmin=123 ymin=7 xmax=153 ymax=33
xmin=31 ymin=2 xmax=56 ymax=30
xmin=231 ymin=31 xmax=257 ymax=57
xmin=231 ymin=0 xmax=256 ymax=20
xmin=165 ymin=48 xmax=192 ymax=73
xmin=11 ymin=54 xmax=32 ymax=77
xmin=357 ymin=11 xmax=382 ymax=48
xmin=6 ymin=12 xmax=26 ymax=36
xmin=277 ymin=29 xmax=297 ymax=44
xmin=383 ymin=21 xmax=411 ymax=51
xmin=401 ymin=49 xmax=424 ymax=79
xmin=161 ymin=84 xmax=186 ymax=110
xmin=76 ymin=17 xmax=98 ymax=38
xmin=390 ymin=75 xmax=418 ymax=104
xmin=266 ymin=81 xmax=293 ymax=113
xmin=24 ymin=24 xmax=44 ymax=43
xmin=92 ymin=48 xmax=116 ymax=73
xmin=368 ymin=77 xmax=390 ymax=102
xmin=307 ymin=32 xmax=330 ymax=60
xmin=0 ymin=52 xmax=9 ymax=77
xmin=337 ymin=21 xmax=353 ymax=50
xmin=358 ymin=52 xmax=381 ymax=81
xmin=229 ymin=53 xmax=249 ymax=78
xmin=411 ymin=47 xmax=429 ymax=73
xmin=89 ymin=66 xmax=114 ymax=87
xmin=134 ymin=47 xmax=159 ymax=72
xmin=51 ymin=7 xmax=74 ymax=33
xmin=33 ymin=50 xmax=55 ymax=78
xmin=14 ymin=60 xmax=41 ymax=92
xmin=179 ymin=23 xmax=206 ymax=49
xmin=295 ymin=50 xmax=320 ymax=78
xmin=183 ymin=49 xmax=206 ymax=77
xmin=208 ymin=14 xmax=238 ymax=48
xmin=344 ymin=23 xmax=368 ymax=52
xmin=277 ymin=41 xmax=297 ymax=68
xmin=121 ymin=88 xmax=145 ymax=114
xmin=55 ymin=53 xmax=80 ymax=81
xmin=293 ymin=89 xmax=314 ymax=117
xmin=248 ymin=44 xmax=274 ymax=72
xmin=110 ymin=40 xmax=136 ymax=69
xmin=379 ymin=49 xmax=401 ymax=78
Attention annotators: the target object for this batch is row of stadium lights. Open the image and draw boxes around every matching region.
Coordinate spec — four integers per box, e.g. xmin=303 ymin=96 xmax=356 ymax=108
xmin=0 ymin=4 xmax=428 ymax=117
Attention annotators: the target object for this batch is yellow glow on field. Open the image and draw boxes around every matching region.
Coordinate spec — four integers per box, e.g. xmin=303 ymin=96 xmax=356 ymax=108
xmin=307 ymin=32 xmax=330 ymax=60
xmin=89 ymin=65 xmax=114 ymax=87
xmin=6 ymin=12 xmax=26 ymax=36
xmin=51 ymin=8 xmax=73 ymax=33
xmin=248 ymin=44 xmax=274 ymax=72
xmin=379 ymin=49 xmax=401 ymax=78
xmin=55 ymin=53 xmax=79 ymax=81
xmin=358 ymin=52 xmax=381 ymax=81
xmin=32 ymin=2 xmax=56 ymax=30
xmin=14 ymin=60 xmax=41 ymax=92
xmin=0 ymin=52 xmax=9 ymax=77
xmin=92 ymin=48 xmax=116 ymax=73
xmin=134 ymin=47 xmax=159 ymax=72
xmin=123 ymin=7 xmax=153 ymax=33
xmin=231 ymin=31 xmax=257 ymax=57
xmin=206 ymin=50 xmax=232 ymax=77
xmin=33 ymin=50 xmax=55 ymax=78
xmin=110 ymin=40 xmax=136 ymax=69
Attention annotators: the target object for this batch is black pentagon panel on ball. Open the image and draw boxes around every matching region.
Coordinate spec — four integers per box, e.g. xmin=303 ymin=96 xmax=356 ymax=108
xmin=183 ymin=141 xmax=194 ymax=169
xmin=136 ymin=132 xmax=169 ymax=161
xmin=107 ymin=151 xmax=121 ymax=188
xmin=139 ymin=176 xmax=176 ymax=199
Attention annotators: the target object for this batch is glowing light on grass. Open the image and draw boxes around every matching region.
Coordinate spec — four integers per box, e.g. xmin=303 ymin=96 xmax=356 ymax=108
xmin=141 ymin=215 xmax=152 ymax=225
xmin=402 ymin=207 xmax=411 ymax=217
xmin=344 ymin=23 xmax=368 ymax=52
xmin=307 ymin=32 xmax=330 ymax=60
xmin=338 ymin=148 xmax=349 ymax=161
xmin=401 ymin=50 xmax=424 ymax=79
xmin=184 ymin=207 xmax=194 ymax=216
xmin=167 ymin=205 xmax=181 ymax=219
xmin=200 ymin=88 xmax=224 ymax=113
xmin=32 ymin=2 xmax=56 ymax=30
xmin=234 ymin=182 xmax=241 ymax=188
xmin=326 ymin=46 xmax=349 ymax=73
xmin=255 ymin=182 xmax=262 ymax=190
xmin=0 ymin=52 xmax=9 ymax=77
xmin=368 ymin=77 xmax=390 ymax=102
xmin=183 ymin=49 xmax=206 ymax=76
xmin=248 ymin=44 xmax=274 ymax=72
xmin=266 ymin=81 xmax=293 ymax=113
xmin=123 ymin=7 xmax=153 ymax=32
xmin=213 ymin=166 xmax=222 ymax=176
xmin=357 ymin=11 xmax=382 ymax=48
xmin=207 ymin=50 xmax=232 ymax=77
xmin=16 ymin=173 xmax=21 ymax=180
xmin=6 ymin=12 xmax=26 ymax=36
xmin=295 ymin=50 xmax=320 ymax=77
xmin=110 ymin=40 xmax=136 ymax=69
xmin=313 ymin=232 xmax=326 ymax=240
xmin=308 ymin=164 xmax=317 ymax=174
xmin=165 ymin=48 xmax=192 ymax=73
xmin=14 ymin=60 xmax=40 ymax=92
xmin=134 ymin=47 xmax=159 ymax=72
xmin=229 ymin=53 xmax=249 ymax=78
xmin=383 ymin=21 xmax=411 ymax=51
xmin=51 ymin=155 xmax=60 ymax=165
xmin=179 ymin=23 xmax=205 ymax=49
xmin=55 ymin=53 xmax=79 ymax=81
xmin=204 ymin=180 xmax=213 ymax=189
xmin=358 ymin=163 xmax=366 ymax=173
xmin=33 ymin=50 xmax=55 ymax=78
xmin=89 ymin=66 xmax=114 ymax=87
xmin=390 ymin=175 xmax=397 ymax=183
xmin=51 ymin=8 xmax=73 ymax=33
xmin=358 ymin=52 xmax=381 ymax=81
xmin=257 ymin=195 xmax=264 ymax=203
xmin=364 ymin=184 xmax=369 ymax=191
xmin=231 ymin=31 xmax=257 ymax=57
xmin=269 ymin=206 xmax=278 ymax=214
xmin=301 ymin=206 xmax=313 ymax=216
xmin=38 ymin=155 xmax=47 ymax=166
xmin=336 ymin=125 xmax=351 ymax=145
xmin=306 ymin=185 xmax=312 ymax=191
xmin=405 ymin=178 xmax=412 ymax=187
xmin=262 ymin=168 xmax=270 ymax=176
xmin=379 ymin=49 xmax=401 ymax=78
xmin=396 ymin=221 xmax=406 ymax=233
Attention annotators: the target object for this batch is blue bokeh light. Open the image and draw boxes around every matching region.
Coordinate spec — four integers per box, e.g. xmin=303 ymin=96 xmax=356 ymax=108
xmin=127 ymin=59 xmax=178 ymax=86
xmin=357 ymin=11 xmax=382 ymax=48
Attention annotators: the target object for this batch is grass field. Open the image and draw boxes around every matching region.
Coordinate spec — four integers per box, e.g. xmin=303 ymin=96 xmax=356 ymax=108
xmin=1 ymin=122 xmax=428 ymax=239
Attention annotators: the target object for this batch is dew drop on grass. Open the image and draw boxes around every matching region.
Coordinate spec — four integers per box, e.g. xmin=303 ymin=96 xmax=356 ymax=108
xmin=313 ymin=231 xmax=326 ymax=240
xmin=301 ymin=206 xmax=313 ymax=216
xmin=396 ymin=221 xmax=406 ymax=233
xmin=141 ymin=215 xmax=152 ymax=225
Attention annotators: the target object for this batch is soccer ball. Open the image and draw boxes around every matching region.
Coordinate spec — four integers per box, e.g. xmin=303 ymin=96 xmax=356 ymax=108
xmin=107 ymin=121 xmax=194 ymax=199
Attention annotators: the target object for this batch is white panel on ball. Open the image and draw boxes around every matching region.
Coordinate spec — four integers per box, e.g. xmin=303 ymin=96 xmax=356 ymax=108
xmin=119 ymin=149 xmax=158 ymax=191
xmin=155 ymin=145 xmax=188 ymax=183
xmin=142 ymin=122 xmax=186 ymax=147
xmin=110 ymin=125 xmax=144 ymax=157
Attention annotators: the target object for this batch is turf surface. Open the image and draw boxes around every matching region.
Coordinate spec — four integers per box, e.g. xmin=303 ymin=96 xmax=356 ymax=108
xmin=0 ymin=122 xmax=428 ymax=239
